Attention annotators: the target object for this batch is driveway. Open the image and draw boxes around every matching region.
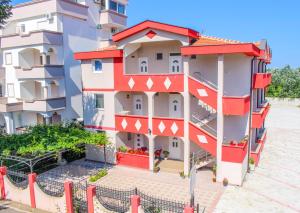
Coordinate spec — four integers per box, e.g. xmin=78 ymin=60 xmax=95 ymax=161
xmin=215 ymin=100 xmax=300 ymax=212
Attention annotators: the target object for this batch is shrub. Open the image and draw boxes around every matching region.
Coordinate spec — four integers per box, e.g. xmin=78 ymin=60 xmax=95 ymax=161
xmin=179 ymin=171 xmax=185 ymax=178
xmin=118 ymin=146 xmax=127 ymax=153
xmin=89 ymin=169 xmax=108 ymax=182
xmin=249 ymin=157 xmax=255 ymax=165
xmin=162 ymin=150 xmax=169 ymax=158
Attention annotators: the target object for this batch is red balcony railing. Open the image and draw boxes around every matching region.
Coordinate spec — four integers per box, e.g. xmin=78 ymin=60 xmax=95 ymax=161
xmin=189 ymin=122 xmax=217 ymax=156
xmin=222 ymin=142 xmax=248 ymax=163
xmin=252 ymin=103 xmax=270 ymax=128
xmin=223 ymin=95 xmax=250 ymax=115
xmin=152 ymin=117 xmax=184 ymax=137
xmin=250 ymin=129 xmax=267 ymax=166
xmin=115 ymin=115 xmax=148 ymax=134
xmin=253 ymin=73 xmax=272 ymax=89
xmin=114 ymin=73 xmax=184 ymax=92
xmin=188 ymin=77 xmax=217 ymax=110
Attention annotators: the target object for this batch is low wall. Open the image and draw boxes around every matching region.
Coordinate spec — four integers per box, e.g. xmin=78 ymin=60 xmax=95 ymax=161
xmin=34 ymin=183 xmax=66 ymax=213
xmin=4 ymin=176 xmax=31 ymax=206
xmin=267 ymin=98 xmax=300 ymax=106
xmin=85 ymin=144 xmax=116 ymax=164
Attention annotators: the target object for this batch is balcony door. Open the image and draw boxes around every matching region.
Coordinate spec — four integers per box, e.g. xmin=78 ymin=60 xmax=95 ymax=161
xmin=134 ymin=134 xmax=144 ymax=149
xmin=139 ymin=57 xmax=148 ymax=73
xmin=169 ymin=55 xmax=182 ymax=73
xmin=169 ymin=94 xmax=181 ymax=118
xmin=169 ymin=137 xmax=181 ymax=160
xmin=133 ymin=95 xmax=143 ymax=115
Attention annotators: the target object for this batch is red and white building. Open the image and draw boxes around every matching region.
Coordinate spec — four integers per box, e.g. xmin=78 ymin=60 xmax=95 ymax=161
xmin=75 ymin=20 xmax=272 ymax=185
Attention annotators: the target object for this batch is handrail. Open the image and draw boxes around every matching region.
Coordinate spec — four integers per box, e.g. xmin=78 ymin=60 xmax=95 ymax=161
xmin=191 ymin=114 xmax=217 ymax=137
xmin=193 ymin=72 xmax=218 ymax=90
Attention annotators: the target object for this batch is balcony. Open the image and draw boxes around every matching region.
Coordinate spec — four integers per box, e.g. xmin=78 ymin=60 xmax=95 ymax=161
xmin=253 ymin=73 xmax=272 ymax=89
xmin=252 ymin=103 xmax=270 ymax=128
xmin=250 ymin=129 xmax=267 ymax=166
xmin=100 ymin=10 xmax=127 ymax=28
xmin=22 ymin=97 xmax=66 ymax=112
xmin=222 ymin=142 xmax=248 ymax=163
xmin=115 ymin=115 xmax=149 ymax=134
xmin=152 ymin=117 xmax=184 ymax=137
xmin=115 ymin=73 xmax=184 ymax=93
xmin=15 ymin=65 xmax=64 ymax=79
xmin=0 ymin=98 xmax=23 ymax=112
xmin=223 ymin=95 xmax=250 ymax=115
xmin=0 ymin=67 xmax=5 ymax=80
xmin=0 ymin=30 xmax=63 ymax=49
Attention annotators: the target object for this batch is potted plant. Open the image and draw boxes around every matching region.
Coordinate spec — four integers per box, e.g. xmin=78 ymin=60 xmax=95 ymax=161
xmin=179 ymin=171 xmax=185 ymax=179
xmin=154 ymin=166 xmax=160 ymax=173
xmin=162 ymin=150 xmax=169 ymax=160
xmin=223 ymin=178 xmax=229 ymax=186
xmin=118 ymin=146 xmax=127 ymax=153
xmin=249 ymin=157 xmax=255 ymax=171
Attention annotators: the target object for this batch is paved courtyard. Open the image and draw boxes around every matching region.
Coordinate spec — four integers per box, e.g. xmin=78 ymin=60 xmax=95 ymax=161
xmin=215 ymin=100 xmax=300 ymax=213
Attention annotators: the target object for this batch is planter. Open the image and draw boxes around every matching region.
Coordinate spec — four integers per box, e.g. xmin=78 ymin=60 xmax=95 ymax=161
xmin=116 ymin=152 xmax=149 ymax=169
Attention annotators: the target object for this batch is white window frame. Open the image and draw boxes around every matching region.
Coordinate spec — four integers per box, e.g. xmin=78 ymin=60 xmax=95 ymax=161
xmin=7 ymin=83 xmax=15 ymax=97
xmin=139 ymin=57 xmax=148 ymax=73
xmin=93 ymin=59 xmax=103 ymax=73
xmin=5 ymin=53 xmax=12 ymax=65
xmin=95 ymin=94 xmax=104 ymax=110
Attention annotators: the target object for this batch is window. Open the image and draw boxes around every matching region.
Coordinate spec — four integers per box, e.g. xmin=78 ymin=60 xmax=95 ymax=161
xmin=46 ymin=55 xmax=51 ymax=65
xmin=109 ymin=0 xmax=117 ymax=11
xmin=191 ymin=55 xmax=197 ymax=59
xmin=111 ymin=27 xmax=117 ymax=34
xmin=117 ymin=3 xmax=125 ymax=14
xmin=139 ymin=57 xmax=148 ymax=73
xmin=93 ymin=60 xmax=103 ymax=73
xmin=135 ymin=99 xmax=142 ymax=110
xmin=95 ymin=94 xmax=104 ymax=109
xmin=0 ymin=84 xmax=3 ymax=97
xmin=5 ymin=53 xmax=12 ymax=65
xmin=7 ymin=84 xmax=15 ymax=97
xmin=172 ymin=60 xmax=180 ymax=73
xmin=20 ymin=24 xmax=26 ymax=33
xmin=173 ymin=100 xmax=178 ymax=111
xmin=156 ymin=53 xmax=163 ymax=60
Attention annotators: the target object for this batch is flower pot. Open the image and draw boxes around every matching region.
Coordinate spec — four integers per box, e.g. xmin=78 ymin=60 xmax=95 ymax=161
xmin=212 ymin=177 xmax=216 ymax=182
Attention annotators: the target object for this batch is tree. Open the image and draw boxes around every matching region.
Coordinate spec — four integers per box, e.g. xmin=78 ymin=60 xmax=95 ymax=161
xmin=0 ymin=0 xmax=12 ymax=28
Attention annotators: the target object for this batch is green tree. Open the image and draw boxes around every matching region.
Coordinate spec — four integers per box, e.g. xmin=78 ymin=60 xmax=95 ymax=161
xmin=0 ymin=0 xmax=12 ymax=28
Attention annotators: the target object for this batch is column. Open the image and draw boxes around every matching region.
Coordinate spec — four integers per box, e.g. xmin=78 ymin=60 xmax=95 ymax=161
xmin=28 ymin=173 xmax=37 ymax=208
xmin=216 ymin=55 xmax=224 ymax=182
xmin=3 ymin=112 xmax=14 ymax=134
xmin=147 ymin=92 xmax=155 ymax=171
xmin=105 ymin=0 xmax=109 ymax=10
xmin=87 ymin=185 xmax=96 ymax=213
xmin=183 ymin=57 xmax=190 ymax=176
xmin=64 ymin=181 xmax=74 ymax=213
xmin=41 ymin=53 xmax=47 ymax=65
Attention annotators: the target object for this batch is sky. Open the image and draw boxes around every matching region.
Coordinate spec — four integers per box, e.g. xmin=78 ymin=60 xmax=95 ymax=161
xmin=11 ymin=0 xmax=300 ymax=68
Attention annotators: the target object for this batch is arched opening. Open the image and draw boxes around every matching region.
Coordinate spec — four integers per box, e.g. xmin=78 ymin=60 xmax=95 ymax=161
xmin=18 ymin=48 xmax=41 ymax=69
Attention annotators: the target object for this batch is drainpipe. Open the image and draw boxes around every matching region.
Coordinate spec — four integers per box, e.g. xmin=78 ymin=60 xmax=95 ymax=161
xmin=247 ymin=56 xmax=256 ymax=173
xmin=256 ymin=61 xmax=262 ymax=109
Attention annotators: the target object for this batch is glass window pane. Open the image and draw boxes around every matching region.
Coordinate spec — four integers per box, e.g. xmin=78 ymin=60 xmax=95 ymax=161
xmin=95 ymin=94 xmax=104 ymax=109
xmin=118 ymin=3 xmax=125 ymax=14
xmin=109 ymin=0 xmax=117 ymax=11
xmin=94 ymin=60 xmax=102 ymax=72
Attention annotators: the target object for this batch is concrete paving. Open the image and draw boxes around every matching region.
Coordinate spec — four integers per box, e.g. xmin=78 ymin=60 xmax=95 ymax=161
xmin=215 ymin=100 xmax=300 ymax=213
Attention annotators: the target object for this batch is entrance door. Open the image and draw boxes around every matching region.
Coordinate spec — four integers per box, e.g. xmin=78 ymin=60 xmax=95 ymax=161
xmin=134 ymin=134 xmax=144 ymax=149
xmin=169 ymin=137 xmax=181 ymax=160
xmin=133 ymin=95 xmax=143 ymax=115
xmin=169 ymin=56 xmax=182 ymax=73
xmin=169 ymin=94 xmax=181 ymax=118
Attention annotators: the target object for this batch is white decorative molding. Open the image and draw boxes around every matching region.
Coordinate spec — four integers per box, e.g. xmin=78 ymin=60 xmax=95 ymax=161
xmin=146 ymin=78 xmax=154 ymax=89
xmin=197 ymin=135 xmax=208 ymax=144
xmin=135 ymin=120 xmax=142 ymax=131
xmin=158 ymin=121 xmax=166 ymax=133
xmin=128 ymin=77 xmax=135 ymax=89
xmin=197 ymin=89 xmax=208 ymax=97
xmin=170 ymin=122 xmax=179 ymax=134
xmin=164 ymin=77 xmax=172 ymax=90
xmin=121 ymin=118 xmax=128 ymax=129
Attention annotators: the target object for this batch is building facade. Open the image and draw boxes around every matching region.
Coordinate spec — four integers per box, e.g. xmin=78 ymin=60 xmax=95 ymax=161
xmin=0 ymin=0 xmax=128 ymax=134
xmin=75 ymin=20 xmax=272 ymax=185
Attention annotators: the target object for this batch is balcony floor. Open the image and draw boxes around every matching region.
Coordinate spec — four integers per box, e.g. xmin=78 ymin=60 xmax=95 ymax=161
xmin=155 ymin=159 xmax=184 ymax=174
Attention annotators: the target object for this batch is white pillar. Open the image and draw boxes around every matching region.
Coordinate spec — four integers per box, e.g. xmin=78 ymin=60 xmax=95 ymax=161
xmin=42 ymin=53 xmax=47 ymax=65
xmin=216 ymin=55 xmax=224 ymax=182
xmin=4 ymin=112 xmax=15 ymax=134
xmin=183 ymin=57 xmax=190 ymax=176
xmin=147 ymin=92 xmax=155 ymax=171
xmin=105 ymin=0 xmax=109 ymax=10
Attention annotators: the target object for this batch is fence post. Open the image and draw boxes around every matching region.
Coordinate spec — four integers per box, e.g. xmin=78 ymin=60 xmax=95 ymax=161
xmin=131 ymin=195 xmax=140 ymax=213
xmin=0 ymin=166 xmax=7 ymax=200
xmin=184 ymin=205 xmax=194 ymax=213
xmin=64 ymin=181 xmax=74 ymax=213
xmin=28 ymin=173 xmax=37 ymax=208
xmin=87 ymin=185 xmax=96 ymax=213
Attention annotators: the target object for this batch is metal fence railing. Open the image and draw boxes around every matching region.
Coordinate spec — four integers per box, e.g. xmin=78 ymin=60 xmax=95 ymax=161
xmin=36 ymin=175 xmax=65 ymax=197
xmin=72 ymin=181 xmax=88 ymax=213
xmin=6 ymin=169 xmax=28 ymax=189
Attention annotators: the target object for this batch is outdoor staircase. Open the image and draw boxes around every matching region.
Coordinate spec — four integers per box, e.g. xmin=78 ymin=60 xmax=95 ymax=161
xmin=191 ymin=150 xmax=215 ymax=170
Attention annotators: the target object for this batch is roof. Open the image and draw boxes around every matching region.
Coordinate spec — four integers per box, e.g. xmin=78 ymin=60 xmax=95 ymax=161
xmin=192 ymin=35 xmax=242 ymax=46
xmin=74 ymin=47 xmax=123 ymax=60
xmin=113 ymin=20 xmax=199 ymax=42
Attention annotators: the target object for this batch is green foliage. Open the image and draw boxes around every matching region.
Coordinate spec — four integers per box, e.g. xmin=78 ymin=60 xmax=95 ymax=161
xmin=89 ymin=169 xmax=108 ymax=182
xmin=0 ymin=0 xmax=12 ymax=28
xmin=267 ymin=66 xmax=300 ymax=98
xmin=118 ymin=146 xmax=127 ymax=153
xmin=249 ymin=157 xmax=255 ymax=165
xmin=0 ymin=122 xmax=110 ymax=157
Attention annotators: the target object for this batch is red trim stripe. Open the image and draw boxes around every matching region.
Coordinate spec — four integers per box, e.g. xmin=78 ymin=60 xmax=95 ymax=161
xmin=74 ymin=50 xmax=123 ymax=60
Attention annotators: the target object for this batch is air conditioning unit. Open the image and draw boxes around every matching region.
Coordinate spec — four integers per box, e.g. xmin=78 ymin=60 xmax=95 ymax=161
xmin=45 ymin=13 xmax=54 ymax=21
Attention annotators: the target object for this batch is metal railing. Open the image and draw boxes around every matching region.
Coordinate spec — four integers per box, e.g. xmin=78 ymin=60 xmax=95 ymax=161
xmin=193 ymin=72 xmax=218 ymax=90
xmin=6 ymin=169 xmax=28 ymax=189
xmin=191 ymin=114 xmax=217 ymax=137
xmin=73 ymin=181 xmax=88 ymax=213
xmin=36 ymin=175 xmax=64 ymax=197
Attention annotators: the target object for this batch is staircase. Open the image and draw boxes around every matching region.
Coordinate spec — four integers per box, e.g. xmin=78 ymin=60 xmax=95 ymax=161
xmin=191 ymin=150 xmax=215 ymax=170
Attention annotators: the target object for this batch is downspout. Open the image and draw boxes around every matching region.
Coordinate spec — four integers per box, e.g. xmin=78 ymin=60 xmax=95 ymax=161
xmin=257 ymin=60 xmax=262 ymax=108
xmin=247 ymin=56 xmax=256 ymax=173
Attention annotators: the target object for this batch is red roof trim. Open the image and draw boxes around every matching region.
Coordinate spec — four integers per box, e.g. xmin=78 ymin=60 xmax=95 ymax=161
xmin=181 ymin=43 xmax=261 ymax=56
xmin=74 ymin=50 xmax=123 ymax=60
xmin=113 ymin=20 xmax=199 ymax=42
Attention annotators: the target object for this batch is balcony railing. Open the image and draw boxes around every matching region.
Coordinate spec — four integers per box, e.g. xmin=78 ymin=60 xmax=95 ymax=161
xmin=222 ymin=142 xmax=248 ymax=163
xmin=21 ymin=97 xmax=66 ymax=112
xmin=0 ymin=98 xmax=23 ymax=112
xmin=115 ymin=114 xmax=149 ymax=134
xmin=253 ymin=73 xmax=272 ymax=89
xmin=115 ymin=73 xmax=184 ymax=93
xmin=100 ymin=10 xmax=127 ymax=28
xmin=152 ymin=117 xmax=184 ymax=137
xmin=222 ymin=95 xmax=250 ymax=115
xmin=0 ymin=30 xmax=63 ymax=49
xmin=252 ymin=102 xmax=270 ymax=128
xmin=15 ymin=65 xmax=64 ymax=79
